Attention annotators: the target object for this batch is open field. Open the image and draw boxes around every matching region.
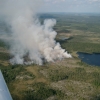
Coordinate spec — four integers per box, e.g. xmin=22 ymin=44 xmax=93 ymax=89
xmin=0 ymin=13 xmax=100 ymax=100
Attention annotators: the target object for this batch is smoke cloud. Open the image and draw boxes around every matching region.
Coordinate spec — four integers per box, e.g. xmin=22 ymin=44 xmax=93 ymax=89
xmin=0 ymin=0 xmax=72 ymax=65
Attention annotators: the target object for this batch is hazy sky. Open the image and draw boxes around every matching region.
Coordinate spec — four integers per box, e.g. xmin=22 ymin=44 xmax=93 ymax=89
xmin=40 ymin=0 xmax=100 ymax=13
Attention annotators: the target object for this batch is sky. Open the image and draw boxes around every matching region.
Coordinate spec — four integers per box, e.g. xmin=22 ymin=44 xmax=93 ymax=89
xmin=39 ymin=0 xmax=100 ymax=13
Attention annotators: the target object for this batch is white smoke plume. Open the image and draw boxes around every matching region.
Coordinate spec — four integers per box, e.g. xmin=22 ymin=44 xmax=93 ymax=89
xmin=0 ymin=0 xmax=72 ymax=65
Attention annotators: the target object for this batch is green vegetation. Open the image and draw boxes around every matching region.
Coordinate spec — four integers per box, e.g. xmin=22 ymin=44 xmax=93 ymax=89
xmin=23 ymin=82 xmax=56 ymax=100
xmin=62 ymin=42 xmax=100 ymax=53
xmin=0 ymin=40 xmax=5 ymax=47
xmin=3 ymin=65 xmax=25 ymax=83
xmin=0 ymin=13 xmax=100 ymax=100
xmin=47 ymin=66 xmax=100 ymax=86
xmin=0 ymin=52 xmax=9 ymax=61
xmin=49 ymin=70 xmax=68 ymax=82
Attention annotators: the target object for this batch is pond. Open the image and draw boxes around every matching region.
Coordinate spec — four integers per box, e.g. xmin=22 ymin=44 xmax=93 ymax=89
xmin=77 ymin=52 xmax=100 ymax=66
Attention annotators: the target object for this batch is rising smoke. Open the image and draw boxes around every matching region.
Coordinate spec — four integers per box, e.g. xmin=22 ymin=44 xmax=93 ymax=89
xmin=0 ymin=0 xmax=72 ymax=65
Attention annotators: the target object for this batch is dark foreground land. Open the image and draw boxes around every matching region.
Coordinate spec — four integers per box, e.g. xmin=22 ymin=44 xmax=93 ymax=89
xmin=0 ymin=13 xmax=100 ymax=100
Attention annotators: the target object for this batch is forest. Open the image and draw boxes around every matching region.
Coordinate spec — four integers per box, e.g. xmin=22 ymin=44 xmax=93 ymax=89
xmin=0 ymin=13 xmax=100 ymax=100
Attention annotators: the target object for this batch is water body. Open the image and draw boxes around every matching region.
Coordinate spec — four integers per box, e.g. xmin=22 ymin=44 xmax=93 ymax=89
xmin=77 ymin=52 xmax=100 ymax=66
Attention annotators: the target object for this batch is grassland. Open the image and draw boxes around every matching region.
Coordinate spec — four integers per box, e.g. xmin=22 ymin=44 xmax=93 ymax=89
xmin=0 ymin=13 xmax=100 ymax=100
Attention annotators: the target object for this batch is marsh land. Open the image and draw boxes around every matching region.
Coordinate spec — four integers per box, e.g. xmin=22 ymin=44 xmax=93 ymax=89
xmin=0 ymin=13 xmax=100 ymax=100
